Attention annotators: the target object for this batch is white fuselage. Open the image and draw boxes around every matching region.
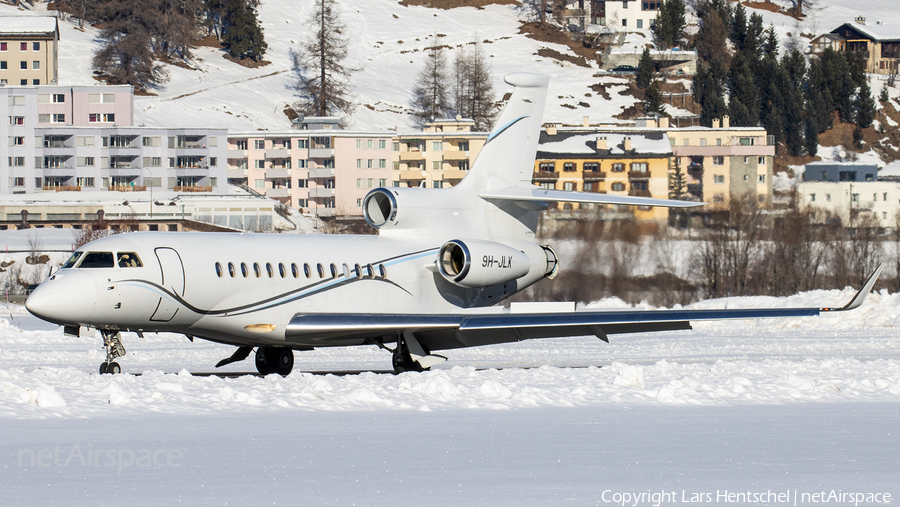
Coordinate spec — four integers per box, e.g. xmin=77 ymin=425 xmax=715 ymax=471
xmin=26 ymin=231 xmax=550 ymax=348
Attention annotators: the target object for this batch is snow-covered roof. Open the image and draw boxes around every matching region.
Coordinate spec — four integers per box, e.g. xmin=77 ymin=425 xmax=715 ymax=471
xmin=832 ymin=21 xmax=900 ymax=42
xmin=537 ymin=131 xmax=671 ymax=158
xmin=0 ymin=16 xmax=58 ymax=36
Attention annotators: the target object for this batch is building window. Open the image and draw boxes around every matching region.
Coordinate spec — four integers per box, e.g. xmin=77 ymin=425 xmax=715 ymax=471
xmin=631 ymin=181 xmax=648 ymax=191
xmin=32 ymin=60 xmax=39 ymax=70
xmin=10 ymin=116 xmax=24 ymax=125
xmin=8 ymin=157 xmax=25 ymax=167
xmin=826 ymin=194 xmax=831 ymax=202
xmin=563 ymin=181 xmax=575 ymax=191
xmin=20 ymin=43 xmax=26 ymax=51
xmin=38 ymin=114 xmax=50 ymax=123
xmin=357 ymin=198 xmax=362 ymax=208
xmin=584 ymin=162 xmax=598 ymax=172
xmin=52 ymin=94 xmax=64 ymax=103
xmin=33 ymin=42 xmax=39 ymax=51
xmin=538 ymin=162 xmax=555 ymax=171
xmin=563 ymin=162 xmax=576 ymax=172
xmin=52 ymin=113 xmax=65 ymax=123
xmin=19 ymin=79 xmax=26 ymax=85
xmin=432 ymin=141 xmax=443 ymax=151
xmin=759 ymin=175 xmax=765 ymax=183
xmin=758 ymin=156 xmax=765 ymax=165
xmin=32 ymin=79 xmax=39 ymax=85
xmin=379 ymin=139 xmax=386 ymax=149
xmin=713 ymin=193 xmax=725 ymax=202
xmin=378 ymin=159 xmax=386 ymax=168
xmin=612 ymin=163 xmax=625 ymax=172
xmin=433 ymin=161 xmax=441 ymax=171
xmin=637 ymin=19 xmax=643 ymax=28
xmin=630 ymin=162 xmax=648 ymax=172
xmin=297 ymin=139 xmax=308 ymax=149
xmin=297 ymin=179 xmax=307 ymax=188
xmin=611 ymin=182 xmax=626 ymax=191
xmin=254 ymin=140 xmax=265 ymax=149
xmin=392 ymin=142 xmax=400 ymax=151
xmin=433 ymin=181 xmax=443 ymax=189
xmin=713 ymin=175 xmax=724 ymax=183
xmin=254 ymin=179 xmax=265 ymax=189
xmin=700 ymin=138 xmax=707 ymax=146
xmin=0 ymin=43 xmax=5 ymax=51
xmin=20 ymin=61 xmax=26 ymax=70
xmin=712 ymin=156 xmax=724 ymax=165
xmin=539 ymin=182 xmax=555 ymax=190
xmin=12 ymin=136 xmax=23 ymax=146
xmin=76 ymin=177 xmax=94 ymax=187
xmin=642 ymin=1 xmax=661 ymax=9
xmin=77 ymin=157 xmax=95 ymax=167
xmin=810 ymin=194 xmax=815 ymax=202
xmin=622 ymin=18 xmax=627 ymax=27
xmin=0 ymin=61 xmax=5 ymax=70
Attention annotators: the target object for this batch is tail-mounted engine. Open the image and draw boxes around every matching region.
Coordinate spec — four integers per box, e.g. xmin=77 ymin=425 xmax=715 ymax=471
xmin=438 ymin=239 xmax=558 ymax=289
xmin=362 ymin=188 xmax=398 ymax=228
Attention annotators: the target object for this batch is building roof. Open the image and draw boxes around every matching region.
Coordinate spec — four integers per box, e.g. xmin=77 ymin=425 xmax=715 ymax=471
xmin=0 ymin=16 xmax=59 ymax=37
xmin=831 ymin=21 xmax=900 ymax=42
xmin=537 ymin=131 xmax=671 ymax=159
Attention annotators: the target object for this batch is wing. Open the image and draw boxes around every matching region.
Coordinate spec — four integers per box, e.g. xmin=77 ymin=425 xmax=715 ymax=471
xmin=285 ymin=264 xmax=883 ymax=351
xmin=478 ymin=187 xmax=704 ymax=208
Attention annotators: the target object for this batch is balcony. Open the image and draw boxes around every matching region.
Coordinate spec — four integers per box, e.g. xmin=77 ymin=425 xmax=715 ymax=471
xmin=266 ymin=187 xmax=291 ymax=198
xmin=39 ymin=166 xmax=75 ymax=176
xmin=628 ymin=171 xmax=651 ymax=179
xmin=309 ymin=147 xmax=334 ymax=158
xmin=43 ymin=185 xmax=81 ymax=192
xmin=399 ymin=151 xmax=425 ymax=161
xmin=629 ymin=189 xmax=652 ymax=197
xmin=442 ymin=169 xmax=468 ymax=180
xmin=265 ymin=148 xmax=290 ymax=159
xmin=175 ymin=186 xmax=213 ymax=193
xmin=310 ymin=207 xmax=335 ymax=217
xmin=583 ymin=170 xmax=607 ymax=181
xmin=309 ymin=187 xmax=335 ymax=198
xmin=442 ymin=151 xmax=470 ymax=161
xmin=399 ymin=170 xmax=425 ymax=181
xmin=532 ymin=170 xmax=559 ymax=181
xmin=227 ymin=149 xmax=247 ymax=158
xmin=109 ymin=185 xmax=147 ymax=192
xmin=266 ymin=168 xmax=290 ymax=179
xmin=308 ymin=167 xmax=335 ymax=178
xmin=227 ymin=168 xmax=247 ymax=179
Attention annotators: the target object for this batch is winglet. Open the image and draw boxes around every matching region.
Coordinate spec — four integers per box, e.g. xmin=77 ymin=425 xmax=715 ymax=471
xmin=822 ymin=263 xmax=884 ymax=312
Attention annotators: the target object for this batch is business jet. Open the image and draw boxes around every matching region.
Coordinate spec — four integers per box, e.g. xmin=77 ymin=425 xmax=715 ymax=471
xmin=25 ymin=73 xmax=882 ymax=375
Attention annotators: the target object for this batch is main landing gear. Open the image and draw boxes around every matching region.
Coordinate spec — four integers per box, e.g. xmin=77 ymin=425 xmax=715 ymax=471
xmin=388 ymin=333 xmax=447 ymax=374
xmin=99 ymin=330 xmax=125 ymax=374
xmin=255 ymin=346 xmax=294 ymax=376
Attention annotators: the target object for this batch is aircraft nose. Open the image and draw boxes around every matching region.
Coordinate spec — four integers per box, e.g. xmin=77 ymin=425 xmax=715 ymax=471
xmin=26 ymin=270 xmax=98 ymax=326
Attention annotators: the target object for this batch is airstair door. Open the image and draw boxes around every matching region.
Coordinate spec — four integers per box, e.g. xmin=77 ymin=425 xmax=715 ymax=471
xmin=150 ymin=247 xmax=185 ymax=322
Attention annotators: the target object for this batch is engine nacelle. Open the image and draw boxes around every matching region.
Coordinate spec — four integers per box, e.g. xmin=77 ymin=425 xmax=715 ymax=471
xmin=438 ymin=239 xmax=533 ymax=288
xmin=362 ymin=188 xmax=399 ymax=228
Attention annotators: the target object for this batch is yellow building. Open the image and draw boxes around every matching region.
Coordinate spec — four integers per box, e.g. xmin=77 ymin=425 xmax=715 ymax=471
xmin=391 ymin=118 xmax=487 ymax=189
xmin=533 ymin=126 xmax=673 ymax=223
xmin=0 ymin=17 xmax=59 ymax=86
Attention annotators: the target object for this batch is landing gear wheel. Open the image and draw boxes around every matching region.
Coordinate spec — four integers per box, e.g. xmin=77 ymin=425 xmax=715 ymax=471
xmin=255 ymin=347 xmax=273 ymax=375
xmin=99 ymin=330 xmax=126 ymax=375
xmin=271 ymin=347 xmax=294 ymax=376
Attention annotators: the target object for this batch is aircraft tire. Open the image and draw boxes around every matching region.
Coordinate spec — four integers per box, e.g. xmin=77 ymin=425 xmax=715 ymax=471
xmin=108 ymin=362 xmax=121 ymax=374
xmin=271 ymin=347 xmax=294 ymax=376
xmin=99 ymin=362 xmax=109 ymax=374
xmin=255 ymin=347 xmax=273 ymax=375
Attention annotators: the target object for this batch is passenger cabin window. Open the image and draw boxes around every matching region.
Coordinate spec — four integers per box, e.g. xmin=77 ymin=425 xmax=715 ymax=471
xmin=317 ymin=263 xmax=324 ymax=278
xmin=330 ymin=264 xmax=338 ymax=278
xmin=355 ymin=264 xmax=363 ymax=279
xmin=63 ymin=252 xmax=83 ymax=269
xmin=215 ymin=262 xmax=223 ymax=277
xmin=279 ymin=263 xmax=286 ymax=278
xmin=292 ymin=263 xmax=300 ymax=278
xmin=228 ymin=262 xmax=236 ymax=277
xmin=253 ymin=263 xmax=261 ymax=278
xmin=304 ymin=263 xmax=311 ymax=278
xmin=266 ymin=263 xmax=274 ymax=278
xmin=80 ymin=252 xmax=114 ymax=268
xmin=117 ymin=252 xmax=142 ymax=267
xmin=241 ymin=263 xmax=248 ymax=277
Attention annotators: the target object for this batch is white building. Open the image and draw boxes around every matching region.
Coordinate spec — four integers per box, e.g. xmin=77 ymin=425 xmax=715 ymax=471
xmin=592 ymin=0 xmax=662 ymax=30
xmin=798 ymin=181 xmax=900 ymax=228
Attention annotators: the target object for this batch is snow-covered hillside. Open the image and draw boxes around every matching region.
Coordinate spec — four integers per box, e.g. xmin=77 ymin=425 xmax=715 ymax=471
xmin=6 ymin=0 xmax=898 ymax=134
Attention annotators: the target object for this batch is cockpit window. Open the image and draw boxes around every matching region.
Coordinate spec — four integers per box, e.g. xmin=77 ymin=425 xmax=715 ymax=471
xmin=117 ymin=252 xmax=142 ymax=268
xmin=62 ymin=252 xmax=83 ymax=269
xmin=79 ymin=252 xmax=114 ymax=268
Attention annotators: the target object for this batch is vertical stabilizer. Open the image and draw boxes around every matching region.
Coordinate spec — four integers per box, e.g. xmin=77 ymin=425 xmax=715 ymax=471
xmin=456 ymin=74 xmax=549 ymax=193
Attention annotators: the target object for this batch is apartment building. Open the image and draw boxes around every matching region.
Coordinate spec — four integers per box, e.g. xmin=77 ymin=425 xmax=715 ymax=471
xmin=391 ymin=118 xmax=487 ymax=189
xmin=227 ymin=118 xmax=486 ymax=217
xmin=1 ymin=84 xmax=224 ymax=194
xmin=665 ymin=116 xmax=774 ymax=209
xmin=534 ymin=126 xmax=672 ymax=222
xmin=830 ymin=18 xmax=900 ymax=75
xmin=798 ymin=180 xmax=900 ymax=228
xmin=0 ymin=16 xmax=59 ymax=86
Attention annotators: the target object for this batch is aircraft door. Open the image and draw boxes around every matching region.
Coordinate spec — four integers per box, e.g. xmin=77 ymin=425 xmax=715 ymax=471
xmin=150 ymin=247 xmax=185 ymax=322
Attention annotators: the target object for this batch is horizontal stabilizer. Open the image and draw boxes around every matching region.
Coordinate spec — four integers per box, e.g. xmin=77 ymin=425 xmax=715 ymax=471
xmin=479 ymin=187 xmax=703 ymax=208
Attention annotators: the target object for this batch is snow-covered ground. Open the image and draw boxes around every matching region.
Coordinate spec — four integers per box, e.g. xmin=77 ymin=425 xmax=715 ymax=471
xmin=2 ymin=287 xmax=899 ymax=504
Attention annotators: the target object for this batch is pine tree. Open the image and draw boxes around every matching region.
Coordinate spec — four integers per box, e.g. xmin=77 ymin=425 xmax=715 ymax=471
xmin=880 ymin=83 xmax=890 ymax=102
xmin=652 ymin=0 xmax=685 ymax=49
xmin=667 ymin=157 xmax=689 ymax=229
xmin=411 ymin=36 xmax=451 ymax=125
xmin=644 ymin=79 xmax=666 ymax=116
xmin=693 ymin=58 xmax=729 ymax=127
xmin=293 ymin=0 xmax=357 ymax=117
xmin=855 ymin=79 xmax=876 ymax=129
xmin=222 ymin=0 xmax=267 ymax=60
xmin=92 ymin=0 xmax=168 ymax=90
xmin=636 ymin=48 xmax=654 ymax=89
xmin=453 ymin=43 xmax=497 ymax=131
xmin=696 ymin=8 xmax=729 ymax=66
xmin=728 ymin=51 xmax=759 ymax=126
xmin=729 ymin=2 xmax=747 ymax=55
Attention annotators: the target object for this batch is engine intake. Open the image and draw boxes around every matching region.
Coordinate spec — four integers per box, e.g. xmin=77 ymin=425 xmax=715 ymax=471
xmin=362 ymin=188 xmax=398 ymax=228
xmin=438 ymin=239 xmax=531 ymax=288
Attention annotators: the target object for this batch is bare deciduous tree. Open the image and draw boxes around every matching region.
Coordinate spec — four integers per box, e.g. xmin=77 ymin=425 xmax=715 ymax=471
xmin=411 ymin=35 xmax=451 ymax=125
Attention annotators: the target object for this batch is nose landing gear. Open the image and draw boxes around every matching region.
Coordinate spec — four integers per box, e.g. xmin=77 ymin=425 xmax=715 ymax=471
xmin=99 ymin=330 xmax=125 ymax=374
